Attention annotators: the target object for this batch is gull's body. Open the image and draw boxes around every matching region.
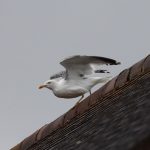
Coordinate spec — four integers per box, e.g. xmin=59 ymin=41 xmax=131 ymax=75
xmin=39 ymin=55 xmax=120 ymax=103
xmin=49 ymin=76 xmax=109 ymax=98
xmin=52 ymin=79 xmax=88 ymax=98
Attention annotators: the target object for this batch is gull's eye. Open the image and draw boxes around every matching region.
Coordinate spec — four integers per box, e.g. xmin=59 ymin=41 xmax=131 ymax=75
xmin=47 ymin=82 xmax=51 ymax=84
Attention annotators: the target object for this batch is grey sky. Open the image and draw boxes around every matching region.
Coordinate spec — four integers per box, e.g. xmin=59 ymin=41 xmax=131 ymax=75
xmin=0 ymin=0 xmax=150 ymax=149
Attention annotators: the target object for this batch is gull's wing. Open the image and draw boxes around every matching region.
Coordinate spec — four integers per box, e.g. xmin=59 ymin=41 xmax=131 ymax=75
xmin=61 ymin=55 xmax=120 ymax=66
xmin=50 ymin=71 xmax=67 ymax=79
xmin=60 ymin=55 xmax=120 ymax=80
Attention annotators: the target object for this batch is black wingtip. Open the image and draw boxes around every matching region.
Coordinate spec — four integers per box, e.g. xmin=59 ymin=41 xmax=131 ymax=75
xmin=95 ymin=70 xmax=110 ymax=73
xmin=110 ymin=61 xmax=121 ymax=65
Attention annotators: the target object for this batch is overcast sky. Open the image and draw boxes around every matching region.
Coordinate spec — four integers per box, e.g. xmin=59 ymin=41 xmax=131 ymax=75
xmin=0 ymin=0 xmax=150 ymax=150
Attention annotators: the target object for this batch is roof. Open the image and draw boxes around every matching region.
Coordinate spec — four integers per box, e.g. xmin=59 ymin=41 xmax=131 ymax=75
xmin=11 ymin=55 xmax=150 ymax=150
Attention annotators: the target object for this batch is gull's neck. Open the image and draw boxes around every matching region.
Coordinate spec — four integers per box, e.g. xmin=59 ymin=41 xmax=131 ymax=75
xmin=50 ymin=78 xmax=66 ymax=90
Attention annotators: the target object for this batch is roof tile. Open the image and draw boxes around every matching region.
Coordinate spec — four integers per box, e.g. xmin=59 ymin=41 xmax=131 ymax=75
xmin=143 ymin=54 xmax=150 ymax=73
xmin=10 ymin=143 xmax=21 ymax=150
xmin=128 ymin=59 xmax=145 ymax=80
xmin=36 ymin=124 xmax=48 ymax=141
xmin=99 ymin=76 xmax=118 ymax=96
xmin=63 ymin=106 xmax=78 ymax=125
xmin=89 ymin=90 xmax=100 ymax=106
xmin=115 ymin=69 xmax=130 ymax=88
xmin=76 ymin=96 xmax=90 ymax=115
xmin=40 ymin=114 xmax=65 ymax=139
xmin=21 ymin=130 xmax=39 ymax=150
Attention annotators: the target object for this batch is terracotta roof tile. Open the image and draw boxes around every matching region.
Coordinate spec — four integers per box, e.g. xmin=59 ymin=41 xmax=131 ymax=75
xmin=36 ymin=124 xmax=48 ymax=141
xmin=40 ymin=114 xmax=65 ymax=139
xmin=100 ymin=76 xmax=118 ymax=96
xmin=63 ymin=106 xmax=77 ymax=125
xmin=143 ymin=54 xmax=150 ymax=73
xmin=10 ymin=143 xmax=21 ymax=150
xmin=129 ymin=58 xmax=145 ymax=80
xmin=21 ymin=130 xmax=39 ymax=150
xmin=88 ymin=90 xmax=100 ymax=106
xmin=115 ymin=69 xmax=130 ymax=88
xmin=76 ymin=96 xmax=90 ymax=115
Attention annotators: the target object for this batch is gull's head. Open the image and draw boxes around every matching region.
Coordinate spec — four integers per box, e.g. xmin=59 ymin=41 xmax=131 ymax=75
xmin=38 ymin=80 xmax=55 ymax=90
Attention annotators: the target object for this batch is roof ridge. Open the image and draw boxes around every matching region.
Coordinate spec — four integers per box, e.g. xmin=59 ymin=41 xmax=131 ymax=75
xmin=10 ymin=54 xmax=150 ymax=150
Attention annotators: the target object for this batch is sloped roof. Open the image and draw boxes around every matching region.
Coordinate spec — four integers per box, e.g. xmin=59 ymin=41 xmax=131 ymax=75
xmin=11 ymin=55 xmax=150 ymax=150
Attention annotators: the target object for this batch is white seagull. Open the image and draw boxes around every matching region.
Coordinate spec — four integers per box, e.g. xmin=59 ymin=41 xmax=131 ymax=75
xmin=38 ymin=55 xmax=120 ymax=105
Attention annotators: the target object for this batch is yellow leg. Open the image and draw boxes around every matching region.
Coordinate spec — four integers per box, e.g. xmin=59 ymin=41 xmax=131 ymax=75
xmin=89 ymin=90 xmax=92 ymax=96
xmin=89 ymin=90 xmax=92 ymax=105
xmin=70 ymin=95 xmax=84 ymax=110
xmin=75 ymin=95 xmax=84 ymax=106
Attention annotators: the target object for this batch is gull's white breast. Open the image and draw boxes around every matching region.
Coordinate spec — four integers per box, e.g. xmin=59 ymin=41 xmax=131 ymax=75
xmin=53 ymin=86 xmax=88 ymax=98
xmin=52 ymin=79 xmax=88 ymax=98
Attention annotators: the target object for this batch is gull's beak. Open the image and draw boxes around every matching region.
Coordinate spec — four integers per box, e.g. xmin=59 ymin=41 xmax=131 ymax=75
xmin=38 ymin=84 xmax=47 ymax=89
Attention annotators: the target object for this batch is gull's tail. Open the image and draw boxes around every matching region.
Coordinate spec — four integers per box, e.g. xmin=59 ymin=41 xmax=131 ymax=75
xmin=88 ymin=76 xmax=112 ymax=89
xmin=94 ymin=76 xmax=112 ymax=84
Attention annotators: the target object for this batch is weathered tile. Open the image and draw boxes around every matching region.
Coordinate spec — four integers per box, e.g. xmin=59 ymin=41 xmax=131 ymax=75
xmin=143 ymin=55 xmax=150 ymax=73
xmin=115 ymin=69 xmax=130 ymax=88
xmin=40 ymin=114 xmax=65 ymax=138
xmin=21 ymin=130 xmax=39 ymax=150
xmin=63 ymin=106 xmax=77 ymax=125
xmin=10 ymin=143 xmax=21 ymax=150
xmin=76 ymin=97 xmax=90 ymax=115
xmin=89 ymin=90 xmax=100 ymax=106
xmin=99 ymin=76 xmax=118 ymax=97
xmin=128 ymin=59 xmax=145 ymax=80
xmin=36 ymin=124 xmax=48 ymax=141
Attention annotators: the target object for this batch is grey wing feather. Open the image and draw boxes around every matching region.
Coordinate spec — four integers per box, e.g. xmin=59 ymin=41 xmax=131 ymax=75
xmin=50 ymin=71 xmax=67 ymax=79
xmin=60 ymin=55 xmax=120 ymax=66
xmin=59 ymin=55 xmax=120 ymax=80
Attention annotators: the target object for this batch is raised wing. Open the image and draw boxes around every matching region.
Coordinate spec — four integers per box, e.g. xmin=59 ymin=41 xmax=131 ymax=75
xmin=50 ymin=71 xmax=67 ymax=79
xmin=60 ymin=55 xmax=120 ymax=80
xmin=61 ymin=55 xmax=120 ymax=66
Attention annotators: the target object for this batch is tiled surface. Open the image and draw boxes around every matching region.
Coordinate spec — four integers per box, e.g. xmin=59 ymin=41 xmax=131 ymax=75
xmin=26 ymin=73 xmax=150 ymax=150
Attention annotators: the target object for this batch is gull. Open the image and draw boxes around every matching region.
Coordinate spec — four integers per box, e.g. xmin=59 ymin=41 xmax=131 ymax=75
xmin=38 ymin=55 xmax=120 ymax=105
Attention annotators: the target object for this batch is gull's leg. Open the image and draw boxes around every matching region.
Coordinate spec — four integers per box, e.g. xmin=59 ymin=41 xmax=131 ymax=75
xmin=70 ymin=95 xmax=84 ymax=110
xmin=89 ymin=90 xmax=92 ymax=96
xmin=88 ymin=90 xmax=92 ymax=105
xmin=75 ymin=95 xmax=84 ymax=106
